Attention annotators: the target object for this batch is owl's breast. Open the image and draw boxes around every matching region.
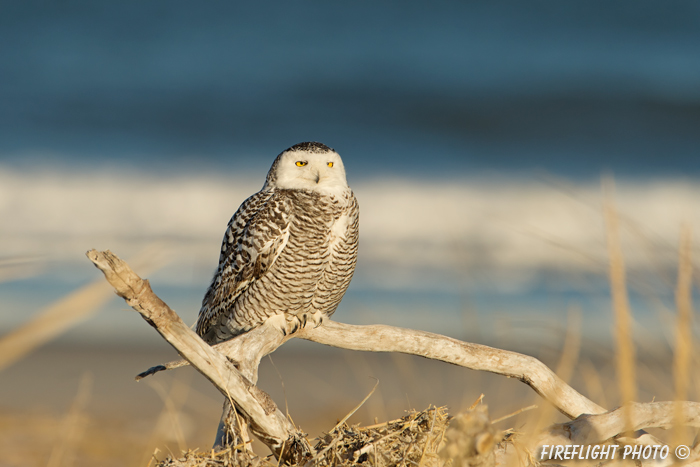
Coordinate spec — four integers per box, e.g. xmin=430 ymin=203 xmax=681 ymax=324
xmin=328 ymin=212 xmax=349 ymax=248
xmin=247 ymin=189 xmax=357 ymax=317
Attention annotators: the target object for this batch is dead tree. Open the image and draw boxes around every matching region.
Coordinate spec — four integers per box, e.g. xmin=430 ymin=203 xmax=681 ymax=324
xmin=87 ymin=250 xmax=700 ymax=466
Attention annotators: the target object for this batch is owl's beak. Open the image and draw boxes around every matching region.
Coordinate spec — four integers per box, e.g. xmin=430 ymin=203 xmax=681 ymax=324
xmin=313 ymin=170 xmax=320 ymax=184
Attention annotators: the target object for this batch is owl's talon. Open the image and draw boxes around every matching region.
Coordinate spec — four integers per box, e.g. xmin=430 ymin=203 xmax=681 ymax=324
xmin=299 ymin=311 xmax=325 ymax=329
xmin=315 ymin=315 xmax=325 ymax=328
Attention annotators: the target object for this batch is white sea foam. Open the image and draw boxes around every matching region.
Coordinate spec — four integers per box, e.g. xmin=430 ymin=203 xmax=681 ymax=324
xmin=0 ymin=166 xmax=698 ymax=292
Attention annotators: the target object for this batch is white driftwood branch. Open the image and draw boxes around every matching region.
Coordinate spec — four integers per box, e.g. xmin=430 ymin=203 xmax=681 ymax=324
xmin=143 ymin=319 xmax=603 ymax=420
xmin=538 ymin=401 xmax=700 ymax=446
xmin=86 ymin=250 xmax=308 ymax=460
xmin=514 ymin=402 xmax=700 ymax=467
xmin=137 ymin=320 xmax=285 ymax=383
xmin=298 ymin=321 xmax=604 ymax=419
xmin=299 ymin=326 xmax=681 ymax=458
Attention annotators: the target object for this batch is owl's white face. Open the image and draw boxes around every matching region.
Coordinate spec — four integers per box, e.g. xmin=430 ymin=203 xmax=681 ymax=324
xmin=269 ymin=149 xmax=349 ymax=195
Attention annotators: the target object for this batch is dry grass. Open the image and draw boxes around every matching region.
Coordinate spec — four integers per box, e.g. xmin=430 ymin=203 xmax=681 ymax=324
xmin=154 ymin=406 xmax=451 ymax=467
xmin=603 ymin=178 xmax=638 ymax=416
xmin=0 ymin=245 xmax=169 ymax=372
xmin=0 ymin=256 xmax=45 ymax=284
xmin=673 ymin=226 xmax=694 ymax=445
xmin=46 ymin=373 xmax=93 ymax=467
xmin=0 ymin=410 xmax=179 ymax=467
xmin=0 ymin=278 xmax=116 ymax=372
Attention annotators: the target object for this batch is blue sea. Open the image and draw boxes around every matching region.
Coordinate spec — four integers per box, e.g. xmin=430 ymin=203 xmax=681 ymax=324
xmin=0 ymin=0 xmax=699 ymax=349
xmin=2 ymin=1 xmax=699 ymax=177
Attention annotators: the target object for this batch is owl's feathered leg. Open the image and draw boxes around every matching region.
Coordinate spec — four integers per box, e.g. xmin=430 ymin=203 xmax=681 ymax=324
xmin=270 ymin=311 xmax=325 ymax=336
xmin=262 ymin=311 xmax=325 ymax=337
xmin=287 ymin=316 xmax=302 ymax=335
xmin=265 ymin=313 xmax=292 ymax=335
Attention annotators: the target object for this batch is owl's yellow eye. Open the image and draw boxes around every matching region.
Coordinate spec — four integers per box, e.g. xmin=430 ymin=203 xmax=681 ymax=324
xmin=295 ymin=161 xmax=307 ymax=167
xmin=327 ymin=162 xmax=334 ymax=168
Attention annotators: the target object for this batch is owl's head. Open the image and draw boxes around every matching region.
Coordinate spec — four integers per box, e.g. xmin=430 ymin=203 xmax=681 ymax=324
xmin=264 ymin=142 xmax=349 ymax=194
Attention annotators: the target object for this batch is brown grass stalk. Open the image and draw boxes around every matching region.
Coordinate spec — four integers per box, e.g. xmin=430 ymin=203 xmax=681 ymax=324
xmin=603 ymin=178 xmax=637 ymax=430
xmin=0 ymin=280 xmax=115 ymax=373
xmin=528 ymin=309 xmax=582 ymax=443
xmin=579 ymin=359 xmax=609 ymax=409
xmin=0 ymin=255 xmax=44 ymax=284
xmin=147 ymin=378 xmax=192 ymax=454
xmin=555 ymin=308 xmax=582 ymax=384
xmin=674 ymin=225 xmax=693 ymax=444
xmin=0 ymin=245 xmax=168 ymax=372
xmin=46 ymin=372 xmax=93 ymax=467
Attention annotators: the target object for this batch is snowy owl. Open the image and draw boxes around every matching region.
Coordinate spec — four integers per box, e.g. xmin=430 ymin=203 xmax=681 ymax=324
xmin=196 ymin=142 xmax=359 ymax=345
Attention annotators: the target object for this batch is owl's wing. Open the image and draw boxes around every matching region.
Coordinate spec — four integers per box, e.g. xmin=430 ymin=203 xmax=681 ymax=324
xmin=196 ymin=190 xmax=292 ymax=343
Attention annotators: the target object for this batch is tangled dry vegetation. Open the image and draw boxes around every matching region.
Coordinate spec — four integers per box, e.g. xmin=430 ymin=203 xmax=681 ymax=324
xmin=156 ymin=406 xmax=461 ymax=467
xmin=155 ymin=404 xmax=522 ymax=467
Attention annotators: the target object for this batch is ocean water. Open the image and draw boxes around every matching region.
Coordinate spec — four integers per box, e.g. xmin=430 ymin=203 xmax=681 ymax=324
xmin=0 ymin=169 xmax=697 ymax=349
xmin=1 ymin=1 xmax=699 ymax=176
xmin=1 ymin=1 xmax=699 ymax=348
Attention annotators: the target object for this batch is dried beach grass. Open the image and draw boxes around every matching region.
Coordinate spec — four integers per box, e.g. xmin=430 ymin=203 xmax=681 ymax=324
xmin=154 ymin=406 xmax=452 ymax=467
xmin=0 ymin=244 xmax=169 ymax=372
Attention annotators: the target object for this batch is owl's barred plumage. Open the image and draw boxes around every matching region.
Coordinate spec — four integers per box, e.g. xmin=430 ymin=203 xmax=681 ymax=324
xmin=196 ymin=142 xmax=359 ymax=345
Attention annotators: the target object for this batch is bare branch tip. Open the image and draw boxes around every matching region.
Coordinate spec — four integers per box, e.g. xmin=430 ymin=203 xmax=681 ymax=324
xmin=85 ymin=249 xmax=101 ymax=264
xmin=135 ymin=365 xmax=167 ymax=381
xmin=85 ymin=249 xmax=114 ymax=269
